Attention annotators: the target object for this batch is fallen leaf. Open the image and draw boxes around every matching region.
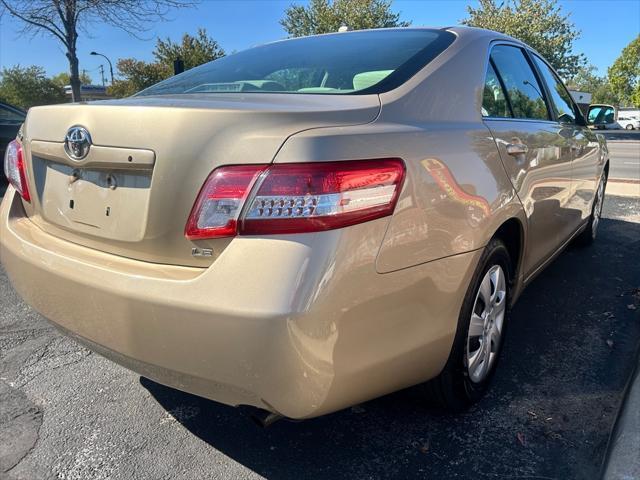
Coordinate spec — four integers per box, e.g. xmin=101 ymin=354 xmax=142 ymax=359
xmin=628 ymin=304 xmax=637 ymax=310
xmin=527 ymin=411 xmax=538 ymax=419
xmin=420 ymin=440 xmax=430 ymax=454
xmin=516 ymin=432 xmax=526 ymax=447
xmin=606 ymin=339 xmax=614 ymax=348
xmin=545 ymin=417 xmax=553 ymax=422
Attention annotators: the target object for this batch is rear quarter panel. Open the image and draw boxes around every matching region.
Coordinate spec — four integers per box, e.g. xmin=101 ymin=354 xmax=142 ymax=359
xmin=276 ymin=28 xmax=525 ymax=274
xmin=275 ymin=121 xmax=521 ymax=273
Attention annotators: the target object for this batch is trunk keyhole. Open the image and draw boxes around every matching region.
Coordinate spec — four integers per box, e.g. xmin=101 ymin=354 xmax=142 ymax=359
xmin=69 ymin=200 xmax=74 ymax=209
xmin=106 ymin=207 xmax=110 ymax=217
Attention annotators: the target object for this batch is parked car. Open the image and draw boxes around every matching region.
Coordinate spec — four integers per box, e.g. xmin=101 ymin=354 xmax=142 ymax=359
xmin=617 ymin=115 xmax=640 ymax=130
xmin=0 ymin=27 xmax=608 ymax=421
xmin=0 ymin=102 xmax=26 ymax=183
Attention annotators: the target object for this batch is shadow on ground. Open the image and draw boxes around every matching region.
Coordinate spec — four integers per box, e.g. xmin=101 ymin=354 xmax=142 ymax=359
xmin=142 ymin=215 xmax=640 ymax=480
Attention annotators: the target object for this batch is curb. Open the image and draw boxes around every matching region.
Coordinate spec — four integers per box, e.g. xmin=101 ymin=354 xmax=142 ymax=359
xmin=607 ymin=179 xmax=640 ymax=198
xmin=601 ymin=341 xmax=640 ymax=479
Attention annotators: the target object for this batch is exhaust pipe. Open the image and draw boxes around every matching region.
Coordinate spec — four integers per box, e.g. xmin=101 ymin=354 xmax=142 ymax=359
xmin=239 ymin=405 xmax=284 ymax=428
xmin=250 ymin=411 xmax=283 ymax=428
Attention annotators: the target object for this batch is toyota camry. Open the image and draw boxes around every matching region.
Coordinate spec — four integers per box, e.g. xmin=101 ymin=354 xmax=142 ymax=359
xmin=1 ymin=27 xmax=608 ymax=421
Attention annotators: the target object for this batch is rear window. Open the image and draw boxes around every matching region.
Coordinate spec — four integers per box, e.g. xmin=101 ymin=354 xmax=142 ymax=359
xmin=138 ymin=29 xmax=455 ymax=96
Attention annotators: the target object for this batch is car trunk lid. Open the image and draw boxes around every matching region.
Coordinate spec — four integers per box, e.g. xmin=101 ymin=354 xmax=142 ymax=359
xmin=21 ymin=94 xmax=380 ymax=267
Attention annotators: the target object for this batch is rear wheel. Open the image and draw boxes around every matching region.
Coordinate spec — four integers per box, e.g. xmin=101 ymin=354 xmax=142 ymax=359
xmin=625 ymin=124 xmax=634 ymax=130
xmin=423 ymin=238 xmax=511 ymax=411
xmin=576 ymin=172 xmax=606 ymax=246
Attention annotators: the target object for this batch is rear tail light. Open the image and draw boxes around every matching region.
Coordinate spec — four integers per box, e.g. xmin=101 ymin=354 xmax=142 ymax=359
xmin=242 ymin=159 xmax=405 ymax=234
xmin=185 ymin=165 xmax=267 ymax=240
xmin=3 ymin=139 xmax=30 ymax=202
xmin=186 ymin=159 xmax=405 ymax=239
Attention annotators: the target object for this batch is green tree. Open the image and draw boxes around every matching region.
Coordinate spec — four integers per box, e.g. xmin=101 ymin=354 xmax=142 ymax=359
xmin=109 ymin=28 xmax=224 ymax=98
xmin=51 ymin=71 xmax=93 ymax=89
xmin=0 ymin=65 xmax=65 ymax=109
xmin=281 ymin=0 xmax=410 ymax=37
xmin=154 ymin=28 xmax=225 ymax=70
xmin=567 ymin=66 xmax=618 ymax=106
xmin=608 ymin=36 xmax=640 ymax=107
xmin=0 ymin=1 xmax=196 ymax=102
xmin=463 ymin=0 xmax=586 ymax=77
xmin=109 ymin=59 xmax=169 ymax=98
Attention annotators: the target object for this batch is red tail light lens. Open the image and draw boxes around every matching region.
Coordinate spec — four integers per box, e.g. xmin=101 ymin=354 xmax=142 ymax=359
xmin=186 ymin=159 xmax=405 ymax=240
xmin=3 ymin=139 xmax=30 ymax=202
xmin=185 ymin=165 xmax=267 ymax=239
xmin=240 ymin=159 xmax=405 ymax=235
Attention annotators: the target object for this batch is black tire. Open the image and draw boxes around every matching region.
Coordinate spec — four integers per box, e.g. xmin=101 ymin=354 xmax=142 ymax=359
xmin=625 ymin=125 xmax=633 ymax=130
xmin=576 ymin=172 xmax=607 ymax=246
xmin=423 ymin=238 xmax=512 ymax=411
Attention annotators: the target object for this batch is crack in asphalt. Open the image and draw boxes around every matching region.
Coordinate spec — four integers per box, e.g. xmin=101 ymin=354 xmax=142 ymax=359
xmin=0 ymin=380 xmax=43 ymax=476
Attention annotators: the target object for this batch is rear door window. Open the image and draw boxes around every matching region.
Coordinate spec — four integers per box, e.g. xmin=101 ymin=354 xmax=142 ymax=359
xmin=490 ymin=45 xmax=550 ymax=121
xmin=482 ymin=62 xmax=511 ymax=118
xmin=531 ymin=54 xmax=579 ymax=124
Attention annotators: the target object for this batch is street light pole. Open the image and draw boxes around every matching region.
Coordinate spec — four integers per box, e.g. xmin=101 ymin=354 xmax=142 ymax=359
xmin=90 ymin=51 xmax=114 ymax=85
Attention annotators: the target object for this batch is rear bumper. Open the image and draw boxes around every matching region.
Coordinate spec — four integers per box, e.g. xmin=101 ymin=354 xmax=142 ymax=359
xmin=0 ymin=187 xmax=481 ymax=418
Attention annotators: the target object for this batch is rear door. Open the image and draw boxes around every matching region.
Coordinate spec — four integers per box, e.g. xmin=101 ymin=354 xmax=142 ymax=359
xmin=530 ymin=53 xmax=601 ymax=228
xmin=482 ymin=44 xmax=573 ymax=277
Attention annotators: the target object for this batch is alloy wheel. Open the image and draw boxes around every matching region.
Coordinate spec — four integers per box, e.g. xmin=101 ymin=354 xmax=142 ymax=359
xmin=466 ymin=265 xmax=507 ymax=383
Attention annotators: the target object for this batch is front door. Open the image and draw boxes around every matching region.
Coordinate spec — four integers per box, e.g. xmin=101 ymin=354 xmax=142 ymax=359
xmin=530 ymin=53 xmax=602 ymax=228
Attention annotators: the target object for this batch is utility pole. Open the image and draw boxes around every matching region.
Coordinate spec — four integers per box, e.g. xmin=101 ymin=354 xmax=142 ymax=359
xmin=98 ymin=65 xmax=105 ymax=86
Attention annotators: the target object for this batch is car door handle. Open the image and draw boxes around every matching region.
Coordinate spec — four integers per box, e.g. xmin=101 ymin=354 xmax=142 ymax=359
xmin=506 ymin=143 xmax=528 ymax=156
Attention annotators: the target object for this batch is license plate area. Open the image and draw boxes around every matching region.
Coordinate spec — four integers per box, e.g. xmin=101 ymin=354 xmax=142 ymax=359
xmin=40 ymin=161 xmax=152 ymax=242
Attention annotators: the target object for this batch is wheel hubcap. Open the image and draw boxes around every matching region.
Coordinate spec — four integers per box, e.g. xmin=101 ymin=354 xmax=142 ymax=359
xmin=466 ymin=265 xmax=507 ymax=383
xmin=592 ymin=177 xmax=605 ymax=238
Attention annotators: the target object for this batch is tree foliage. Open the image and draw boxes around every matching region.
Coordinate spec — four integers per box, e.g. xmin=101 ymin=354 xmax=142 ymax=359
xmin=281 ymin=0 xmax=409 ymax=37
xmin=608 ymin=36 xmax=640 ymax=107
xmin=108 ymin=59 xmax=169 ymax=98
xmin=155 ymin=28 xmax=225 ymax=70
xmin=463 ymin=0 xmax=586 ymax=77
xmin=50 ymin=71 xmax=92 ymax=88
xmin=109 ymin=28 xmax=224 ymax=98
xmin=566 ymin=66 xmax=618 ymax=106
xmin=0 ymin=0 xmax=197 ymax=101
xmin=0 ymin=65 xmax=65 ymax=109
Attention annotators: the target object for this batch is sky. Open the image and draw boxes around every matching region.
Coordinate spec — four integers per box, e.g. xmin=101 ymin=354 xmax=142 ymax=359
xmin=0 ymin=0 xmax=638 ymax=83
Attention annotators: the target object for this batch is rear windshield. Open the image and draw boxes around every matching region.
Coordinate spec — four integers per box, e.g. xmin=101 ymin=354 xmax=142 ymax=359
xmin=138 ymin=29 xmax=455 ymax=96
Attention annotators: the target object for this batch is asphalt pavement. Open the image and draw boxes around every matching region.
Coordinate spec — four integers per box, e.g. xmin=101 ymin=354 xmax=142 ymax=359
xmin=602 ymin=131 xmax=640 ymax=181
xmin=1 ymin=139 xmax=639 ymax=480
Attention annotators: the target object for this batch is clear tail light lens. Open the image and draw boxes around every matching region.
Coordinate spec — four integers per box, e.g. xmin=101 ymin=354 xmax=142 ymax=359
xmin=185 ymin=159 xmax=405 ymax=240
xmin=241 ymin=159 xmax=405 ymax=235
xmin=3 ymin=139 xmax=30 ymax=202
xmin=185 ymin=165 xmax=267 ymax=239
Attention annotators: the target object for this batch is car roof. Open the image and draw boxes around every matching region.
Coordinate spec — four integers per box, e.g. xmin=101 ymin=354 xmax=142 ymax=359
xmin=260 ymin=25 xmax=523 ymax=49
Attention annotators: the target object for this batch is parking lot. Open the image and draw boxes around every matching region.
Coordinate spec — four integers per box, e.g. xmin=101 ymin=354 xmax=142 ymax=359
xmin=1 ymin=139 xmax=639 ymax=479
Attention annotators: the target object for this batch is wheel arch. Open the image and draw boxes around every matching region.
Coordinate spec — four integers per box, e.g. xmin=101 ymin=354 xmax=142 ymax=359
xmin=491 ymin=217 xmax=525 ymax=286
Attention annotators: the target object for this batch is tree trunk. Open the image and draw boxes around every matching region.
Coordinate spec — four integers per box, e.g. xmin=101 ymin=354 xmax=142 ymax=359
xmin=67 ymin=49 xmax=82 ymax=102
